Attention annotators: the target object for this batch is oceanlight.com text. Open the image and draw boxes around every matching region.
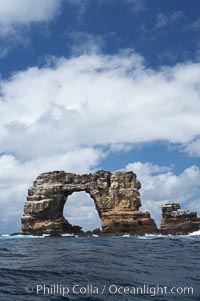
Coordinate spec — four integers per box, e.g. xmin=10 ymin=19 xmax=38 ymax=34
xmin=25 ymin=283 xmax=194 ymax=297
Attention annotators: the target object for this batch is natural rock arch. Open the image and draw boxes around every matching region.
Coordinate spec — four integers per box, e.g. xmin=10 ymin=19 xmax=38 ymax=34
xmin=21 ymin=170 xmax=158 ymax=235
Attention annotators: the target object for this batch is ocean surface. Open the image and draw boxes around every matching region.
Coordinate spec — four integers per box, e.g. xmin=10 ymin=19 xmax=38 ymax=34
xmin=0 ymin=232 xmax=200 ymax=301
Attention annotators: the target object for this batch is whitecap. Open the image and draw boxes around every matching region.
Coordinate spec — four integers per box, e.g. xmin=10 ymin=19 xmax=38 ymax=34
xmin=187 ymin=230 xmax=200 ymax=236
xmin=61 ymin=233 xmax=76 ymax=237
xmin=0 ymin=234 xmax=44 ymax=239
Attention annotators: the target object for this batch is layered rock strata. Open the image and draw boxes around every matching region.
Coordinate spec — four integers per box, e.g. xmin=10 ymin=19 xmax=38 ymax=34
xmin=21 ymin=170 xmax=158 ymax=235
xmin=160 ymin=203 xmax=200 ymax=235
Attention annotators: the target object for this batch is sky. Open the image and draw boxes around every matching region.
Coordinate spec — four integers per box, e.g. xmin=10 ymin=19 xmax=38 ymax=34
xmin=0 ymin=0 xmax=200 ymax=233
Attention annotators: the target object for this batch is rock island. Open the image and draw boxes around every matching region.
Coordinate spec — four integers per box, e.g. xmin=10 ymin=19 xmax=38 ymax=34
xmin=21 ymin=170 xmax=200 ymax=236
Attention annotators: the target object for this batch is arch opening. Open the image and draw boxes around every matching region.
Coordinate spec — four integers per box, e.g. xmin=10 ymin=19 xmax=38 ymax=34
xmin=63 ymin=191 xmax=101 ymax=232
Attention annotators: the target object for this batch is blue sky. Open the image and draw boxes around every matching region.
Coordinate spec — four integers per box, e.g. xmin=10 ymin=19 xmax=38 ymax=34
xmin=0 ymin=0 xmax=200 ymax=233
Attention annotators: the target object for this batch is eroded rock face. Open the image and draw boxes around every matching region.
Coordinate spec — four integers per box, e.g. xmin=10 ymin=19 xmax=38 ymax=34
xmin=21 ymin=170 xmax=158 ymax=235
xmin=160 ymin=203 xmax=200 ymax=235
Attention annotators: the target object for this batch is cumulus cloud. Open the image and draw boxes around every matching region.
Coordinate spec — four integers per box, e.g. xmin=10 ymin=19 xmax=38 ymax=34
xmin=125 ymin=162 xmax=200 ymax=226
xmin=1 ymin=50 xmax=200 ymax=159
xmin=0 ymin=0 xmax=62 ymax=35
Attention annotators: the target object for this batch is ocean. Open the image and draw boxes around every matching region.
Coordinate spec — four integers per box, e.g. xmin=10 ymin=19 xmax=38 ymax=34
xmin=0 ymin=233 xmax=199 ymax=301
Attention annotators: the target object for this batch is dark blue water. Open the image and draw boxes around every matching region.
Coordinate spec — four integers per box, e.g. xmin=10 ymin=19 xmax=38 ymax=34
xmin=0 ymin=234 xmax=199 ymax=301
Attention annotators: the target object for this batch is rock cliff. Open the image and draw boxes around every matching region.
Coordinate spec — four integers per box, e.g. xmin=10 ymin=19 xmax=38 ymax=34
xmin=21 ymin=170 xmax=158 ymax=235
xmin=160 ymin=203 xmax=200 ymax=235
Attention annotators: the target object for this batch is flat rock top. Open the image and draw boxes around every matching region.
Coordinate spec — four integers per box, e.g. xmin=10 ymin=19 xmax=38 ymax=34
xmin=34 ymin=170 xmax=141 ymax=189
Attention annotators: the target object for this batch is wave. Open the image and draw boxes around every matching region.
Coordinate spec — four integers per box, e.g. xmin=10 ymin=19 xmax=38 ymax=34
xmin=138 ymin=234 xmax=169 ymax=240
xmin=0 ymin=234 xmax=44 ymax=239
xmin=137 ymin=232 xmax=200 ymax=240
xmin=187 ymin=229 xmax=200 ymax=236
xmin=61 ymin=234 xmax=77 ymax=237
xmin=0 ymin=230 xmax=200 ymax=239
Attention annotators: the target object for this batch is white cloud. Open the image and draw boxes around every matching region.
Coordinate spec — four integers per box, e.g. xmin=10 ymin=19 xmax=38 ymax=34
xmin=64 ymin=192 xmax=101 ymax=231
xmin=65 ymin=0 xmax=89 ymax=15
xmin=0 ymin=0 xmax=62 ymax=35
xmin=125 ymin=162 xmax=200 ymax=226
xmin=154 ymin=11 xmax=185 ymax=30
xmin=154 ymin=13 xmax=169 ymax=30
xmin=0 ymin=47 xmax=8 ymax=58
xmin=183 ymin=138 xmax=200 ymax=156
xmin=127 ymin=0 xmax=146 ymax=14
xmin=67 ymin=31 xmax=105 ymax=55
xmin=98 ymin=0 xmax=146 ymax=14
xmin=1 ymin=50 xmax=200 ymax=160
xmin=187 ymin=17 xmax=200 ymax=31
